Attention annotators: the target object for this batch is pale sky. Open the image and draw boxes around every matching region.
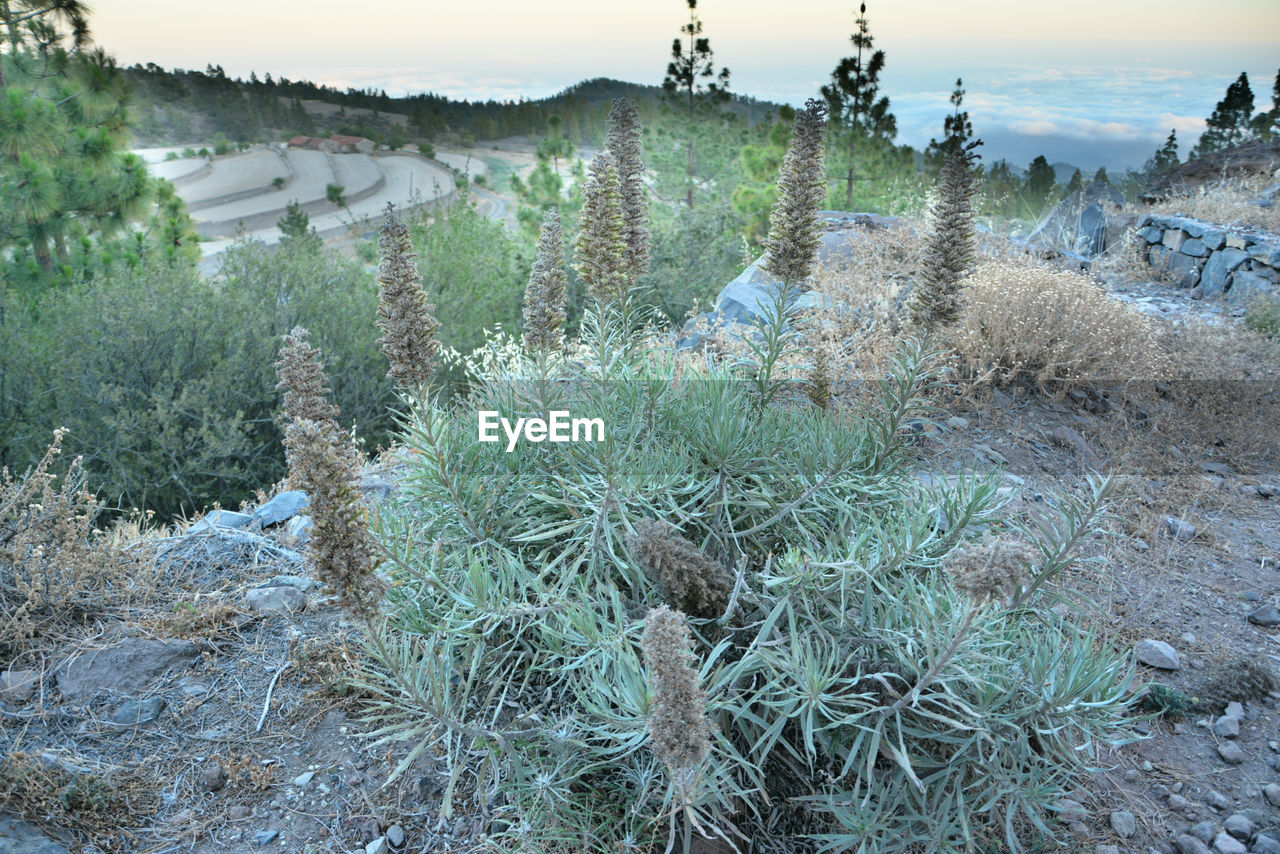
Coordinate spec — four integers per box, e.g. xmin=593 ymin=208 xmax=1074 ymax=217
xmin=93 ymin=0 xmax=1280 ymax=170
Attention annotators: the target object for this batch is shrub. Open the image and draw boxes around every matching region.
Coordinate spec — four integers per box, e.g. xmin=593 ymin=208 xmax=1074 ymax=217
xmin=1245 ymin=292 xmax=1280 ymax=339
xmin=326 ymin=183 xmax=347 ymax=207
xmin=356 ymin=310 xmax=1138 ymax=853
xmin=946 ymin=261 xmax=1170 ymax=390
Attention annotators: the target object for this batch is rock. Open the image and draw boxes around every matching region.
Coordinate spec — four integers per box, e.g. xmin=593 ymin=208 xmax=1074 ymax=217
xmin=1124 ymin=768 xmax=1141 ymax=782
xmin=1140 ymin=226 xmax=1164 ymax=243
xmin=55 ymin=638 xmax=200 ymax=701
xmin=285 ymin=514 xmax=312 ymax=544
xmin=946 ymin=416 xmax=969 ymax=429
xmin=1224 ymin=702 xmax=1244 ymax=721
xmin=1 ymin=812 xmax=74 ymax=852
xmin=202 ymin=762 xmax=227 ymax=792
xmin=187 ymin=508 xmax=254 ymax=534
xmin=254 ymin=829 xmax=280 ymax=846
xmin=1096 ymin=846 xmax=1121 ymax=854
xmin=386 ymin=824 xmax=406 ymax=849
xmin=1140 ymin=140 xmax=1280 ymax=203
xmin=251 ymin=491 xmax=309 ymax=527
xmin=0 ymin=668 xmax=39 ymax=703
xmin=228 ymin=805 xmax=252 ymax=820
xmin=1211 ymin=832 xmax=1246 ymax=854
xmin=1212 ymin=715 xmax=1240 ymax=738
xmin=108 ymin=696 xmax=164 ymax=726
xmin=1135 ymin=639 xmax=1182 ymax=670
xmin=1049 ymin=425 xmax=1100 ymax=464
xmin=1226 ymin=270 xmax=1276 ymax=304
xmin=1217 ymin=741 xmax=1246 ymax=764
xmin=1111 ymin=810 xmax=1137 ymax=838
xmin=245 ymin=586 xmax=306 ymax=614
xmin=1190 ymin=285 xmax=1205 ymax=300
xmin=261 ymin=575 xmax=319 ymax=593
xmin=1182 ymin=238 xmax=1209 ymax=257
xmin=1200 ymin=248 xmax=1250 ymax=295
xmin=1055 ymin=799 xmax=1088 ymax=822
xmin=1169 ymin=794 xmax=1190 ymax=809
xmin=293 ymin=770 xmax=316 ymax=787
xmin=1177 ymin=836 xmax=1212 ymax=854
xmin=1069 ymin=822 xmax=1089 ymax=837
xmin=1164 ymin=516 xmax=1197 ymax=540
xmin=1263 ymin=783 xmax=1280 ymax=807
xmin=1246 ymin=604 xmax=1280 ymax=627
xmin=365 ymin=837 xmax=389 ymax=854
xmin=1205 ymin=791 xmax=1231 ymax=811
xmin=1223 ymin=814 xmax=1255 ymax=841
xmin=1253 ymin=835 xmax=1280 ymax=854
xmin=1191 ymin=822 xmax=1219 ymax=843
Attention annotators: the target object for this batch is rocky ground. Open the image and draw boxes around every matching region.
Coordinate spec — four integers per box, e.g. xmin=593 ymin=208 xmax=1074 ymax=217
xmin=3 ymin=255 xmax=1280 ymax=854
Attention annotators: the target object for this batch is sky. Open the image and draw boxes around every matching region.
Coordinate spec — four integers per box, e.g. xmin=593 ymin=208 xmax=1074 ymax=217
xmin=94 ymin=0 xmax=1280 ymax=172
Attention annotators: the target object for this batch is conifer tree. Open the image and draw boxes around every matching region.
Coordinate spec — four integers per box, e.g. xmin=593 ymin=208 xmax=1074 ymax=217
xmin=522 ymin=209 xmax=568 ymax=352
xmin=605 ymin=97 xmax=651 ymax=285
xmin=1092 ymin=166 xmax=1110 ymax=185
xmin=1147 ymin=129 xmax=1179 ymax=175
xmin=1194 ymin=72 xmax=1255 ymax=157
xmin=821 ymin=2 xmax=895 ymax=208
xmin=1064 ymin=168 xmax=1084 ymax=197
xmin=661 ymin=0 xmax=731 ymax=209
xmin=1249 ymin=69 xmax=1280 ymax=140
xmin=1025 ymin=155 xmax=1057 ymax=206
xmin=909 ymin=139 xmax=983 ymax=331
xmin=925 ymin=78 xmax=973 ymax=166
xmin=574 ymin=151 xmax=628 ymax=307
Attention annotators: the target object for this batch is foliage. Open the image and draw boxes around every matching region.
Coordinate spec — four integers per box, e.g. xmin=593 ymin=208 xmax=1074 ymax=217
xmin=661 ymin=0 xmax=732 ymax=209
xmin=359 ymin=310 xmax=1139 ymax=853
xmin=923 ymin=78 xmax=973 ymax=169
xmin=1245 ymin=293 xmax=1280 ymax=340
xmin=326 ymin=182 xmax=347 ymax=207
xmin=946 ymin=261 xmax=1171 ymax=391
xmin=1193 ymin=72 xmax=1256 ymax=157
xmin=1146 ymin=129 xmax=1180 ymax=175
xmin=646 ymin=199 xmax=747 ymax=322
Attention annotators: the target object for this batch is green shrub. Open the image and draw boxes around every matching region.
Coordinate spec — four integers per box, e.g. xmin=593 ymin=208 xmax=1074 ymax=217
xmin=355 ymin=309 xmax=1139 ymax=853
xmin=1245 ymin=293 xmax=1280 ymax=339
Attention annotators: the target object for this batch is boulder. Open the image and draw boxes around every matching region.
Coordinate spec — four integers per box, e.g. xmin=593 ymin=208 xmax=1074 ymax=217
xmin=1028 ymin=180 xmax=1127 ymax=256
xmin=187 ymin=509 xmax=253 ymax=534
xmin=1200 ymin=248 xmax=1250 ymax=296
xmin=245 ymin=585 xmax=307 ymax=614
xmin=55 ymin=638 xmax=201 ymax=701
xmin=0 ymin=669 xmax=39 ymax=704
xmin=1134 ymin=639 xmax=1181 ymax=670
xmin=0 ymin=813 xmax=71 ymax=854
xmin=251 ymin=490 xmax=308 ymax=528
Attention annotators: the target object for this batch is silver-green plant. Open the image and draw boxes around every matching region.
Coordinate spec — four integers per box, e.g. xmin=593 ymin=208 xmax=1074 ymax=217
xmin=352 ymin=299 xmax=1139 ymax=853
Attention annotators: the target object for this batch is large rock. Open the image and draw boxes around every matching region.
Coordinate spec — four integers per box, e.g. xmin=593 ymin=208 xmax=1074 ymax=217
xmin=251 ymin=490 xmax=308 ymax=528
xmin=1200 ymin=248 xmax=1250 ymax=296
xmin=1134 ymin=639 xmax=1181 ymax=670
xmin=0 ymin=813 xmax=71 ymax=853
xmin=55 ymin=638 xmax=201 ymax=701
xmin=1226 ymin=269 xmax=1276 ymax=305
xmin=187 ymin=508 xmax=253 ymax=534
xmin=1028 ymin=180 xmax=1127 ymax=256
xmin=1140 ymin=139 xmax=1280 ymax=203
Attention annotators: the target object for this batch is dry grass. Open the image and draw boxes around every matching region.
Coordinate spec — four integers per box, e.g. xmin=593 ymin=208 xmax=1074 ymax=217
xmin=1145 ymin=172 xmax=1280 ymax=234
xmin=945 ymin=261 xmax=1171 ymax=391
xmin=1 ymin=431 xmax=165 ymax=664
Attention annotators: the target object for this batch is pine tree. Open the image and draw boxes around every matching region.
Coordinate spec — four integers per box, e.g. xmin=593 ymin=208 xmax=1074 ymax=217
xmin=1064 ymin=168 xmax=1084 ymax=197
xmin=821 ymin=2 xmax=896 ymax=208
xmin=661 ymin=0 xmax=731 ymax=209
xmin=1194 ymin=72 xmax=1255 ymax=157
xmin=574 ymin=152 xmax=628 ymax=307
xmin=910 ymin=139 xmax=983 ymax=331
xmin=1250 ymin=68 xmax=1280 ymax=140
xmin=1092 ymin=166 xmax=1110 ymax=185
xmin=1147 ymin=129 xmax=1179 ymax=175
xmin=761 ymin=98 xmax=829 ymax=289
xmin=1025 ymin=155 xmax=1056 ymax=206
xmin=605 ymin=97 xmax=651 ymax=285
xmin=925 ymin=78 xmax=973 ymax=167
xmin=522 ymin=209 xmax=568 ymax=352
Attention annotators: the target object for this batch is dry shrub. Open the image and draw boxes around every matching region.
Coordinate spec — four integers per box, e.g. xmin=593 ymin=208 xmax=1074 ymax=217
xmin=1146 ymin=172 xmax=1280 ymax=234
xmin=1 ymin=431 xmax=160 ymax=661
xmin=947 ymin=261 xmax=1170 ymax=390
xmin=0 ymin=750 xmax=155 ymax=848
xmin=1195 ymin=656 xmax=1279 ymax=711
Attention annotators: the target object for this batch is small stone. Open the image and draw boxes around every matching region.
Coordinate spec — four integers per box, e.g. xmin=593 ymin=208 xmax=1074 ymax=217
xmin=386 ymin=825 xmax=405 ymax=849
xmin=1224 ymin=702 xmax=1244 ymax=721
xmin=1056 ymin=799 xmax=1087 ymax=822
xmin=365 ymin=838 xmax=388 ymax=854
xmin=1176 ymin=836 xmax=1211 ymax=854
xmin=1096 ymin=846 xmax=1121 ymax=854
xmin=244 ymin=586 xmax=306 ymax=614
xmin=1135 ymin=639 xmax=1182 ymax=670
xmin=188 ymin=509 xmax=254 ymax=534
xmin=0 ymin=669 xmax=39 ymax=703
xmin=1069 ymin=821 xmax=1089 ymax=837
xmin=108 ymin=696 xmax=164 ymax=726
xmin=1169 ymin=794 xmax=1189 ymax=809
xmin=228 ymin=805 xmax=252 ymax=820
xmin=1191 ymin=822 xmax=1219 ymax=843
xmin=1171 ymin=782 xmax=1183 ymax=793
xmin=1263 ymin=783 xmax=1280 ymax=807
xmin=1212 ymin=716 xmax=1240 ymax=738
xmin=1181 ymin=632 xmax=1197 ymax=644
xmin=293 ymin=771 xmax=316 ymax=787
xmin=1223 ymin=814 xmax=1255 ymax=840
xmin=251 ymin=490 xmax=309 ymax=527
xmin=1152 ymin=783 xmax=1171 ymax=800
xmin=1141 ymin=761 xmax=1154 ymax=772
xmin=1111 ymin=810 xmax=1137 ymax=838
xmin=1211 ymin=831 xmax=1245 ymax=854
xmin=202 ymin=762 xmax=227 ymax=792
xmin=1124 ymin=768 xmax=1141 ymax=782
xmin=946 ymin=416 xmax=969 ymax=429
xmin=1252 ymin=835 xmax=1280 ymax=854
xmin=1165 ymin=516 xmax=1197 ymax=540
xmin=1205 ymin=791 xmax=1231 ymax=811
xmin=1246 ymin=604 xmax=1280 ymax=627
xmin=1217 ymin=741 xmax=1246 ymax=764
xmin=254 ymin=829 xmax=280 ymax=846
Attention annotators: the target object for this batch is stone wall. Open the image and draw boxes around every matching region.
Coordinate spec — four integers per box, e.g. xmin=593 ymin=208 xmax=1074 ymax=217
xmin=1138 ymin=214 xmax=1279 ymax=303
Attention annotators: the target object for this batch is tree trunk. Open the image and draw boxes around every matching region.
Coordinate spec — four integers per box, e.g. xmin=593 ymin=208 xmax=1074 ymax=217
xmin=845 ymin=130 xmax=856 ymax=209
xmin=686 ymin=135 xmax=695 ymax=209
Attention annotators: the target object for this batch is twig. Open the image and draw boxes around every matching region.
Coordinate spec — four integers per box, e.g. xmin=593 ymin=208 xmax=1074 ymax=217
xmin=256 ymin=661 xmax=291 ymax=732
